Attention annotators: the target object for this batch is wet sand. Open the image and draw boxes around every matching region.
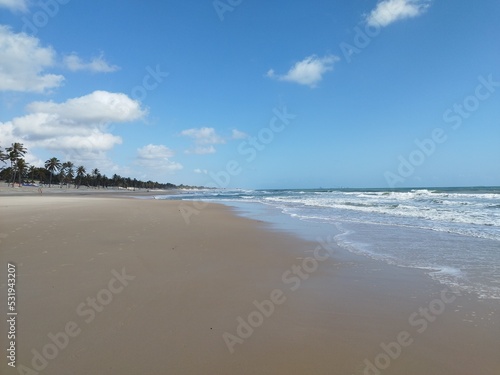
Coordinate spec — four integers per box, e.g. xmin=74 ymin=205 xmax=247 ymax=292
xmin=0 ymin=195 xmax=498 ymax=374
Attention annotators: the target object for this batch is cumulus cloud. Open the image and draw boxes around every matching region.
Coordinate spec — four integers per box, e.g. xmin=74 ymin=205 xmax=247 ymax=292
xmin=0 ymin=25 xmax=64 ymax=93
xmin=365 ymin=0 xmax=431 ymax=27
xmin=0 ymin=27 xmax=119 ymax=93
xmin=137 ymin=144 xmax=175 ymax=160
xmin=180 ymin=127 xmax=225 ymax=154
xmin=63 ymin=53 xmax=120 ymax=73
xmin=267 ymin=55 xmax=339 ymax=88
xmin=0 ymin=91 xmax=146 ymax=165
xmin=136 ymin=144 xmax=183 ymax=173
xmin=0 ymin=0 xmax=28 ymax=12
xmin=180 ymin=127 xmax=225 ymax=145
xmin=27 ymin=90 xmax=146 ymax=124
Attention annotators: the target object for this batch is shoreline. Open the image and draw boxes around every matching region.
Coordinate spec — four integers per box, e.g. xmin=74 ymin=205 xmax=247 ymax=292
xmin=0 ymin=184 xmax=178 ymax=198
xmin=0 ymin=195 xmax=498 ymax=374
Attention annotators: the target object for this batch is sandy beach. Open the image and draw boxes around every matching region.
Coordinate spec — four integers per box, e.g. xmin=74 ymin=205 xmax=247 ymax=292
xmin=1 ymin=194 xmax=499 ymax=375
xmin=0 ymin=183 xmax=172 ymax=197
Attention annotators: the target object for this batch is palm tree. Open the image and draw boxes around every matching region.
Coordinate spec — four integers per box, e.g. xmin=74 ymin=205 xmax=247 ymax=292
xmin=0 ymin=146 xmax=8 ymax=169
xmin=37 ymin=168 xmax=47 ymax=184
xmin=91 ymin=168 xmax=100 ymax=188
xmin=58 ymin=169 xmax=66 ymax=188
xmin=6 ymin=143 xmax=27 ymax=187
xmin=15 ymin=158 xmax=28 ymax=185
xmin=112 ymin=174 xmax=121 ymax=188
xmin=75 ymin=166 xmax=86 ymax=188
xmin=61 ymin=161 xmax=75 ymax=187
xmin=45 ymin=157 xmax=62 ymax=187
xmin=66 ymin=163 xmax=75 ymax=185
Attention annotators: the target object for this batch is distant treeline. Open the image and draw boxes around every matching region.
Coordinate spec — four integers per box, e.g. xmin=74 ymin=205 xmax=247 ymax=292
xmin=0 ymin=142 xmax=195 ymax=190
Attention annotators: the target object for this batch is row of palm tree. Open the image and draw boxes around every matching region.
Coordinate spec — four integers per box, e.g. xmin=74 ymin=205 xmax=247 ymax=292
xmin=0 ymin=143 xmax=181 ymax=190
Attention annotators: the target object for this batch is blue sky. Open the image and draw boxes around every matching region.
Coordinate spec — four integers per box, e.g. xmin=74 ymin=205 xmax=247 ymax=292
xmin=0 ymin=0 xmax=499 ymax=189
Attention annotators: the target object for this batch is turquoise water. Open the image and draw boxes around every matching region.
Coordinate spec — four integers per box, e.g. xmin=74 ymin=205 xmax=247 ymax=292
xmin=157 ymin=187 xmax=500 ymax=299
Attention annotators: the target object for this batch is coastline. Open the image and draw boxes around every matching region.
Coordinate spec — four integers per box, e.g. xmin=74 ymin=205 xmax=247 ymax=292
xmin=0 ymin=195 xmax=498 ymax=374
xmin=0 ymin=184 xmax=177 ymax=198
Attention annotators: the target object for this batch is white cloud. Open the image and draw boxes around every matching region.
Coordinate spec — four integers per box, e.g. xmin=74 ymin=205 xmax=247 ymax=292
xmin=0 ymin=26 xmax=64 ymax=93
xmin=267 ymin=55 xmax=339 ymax=88
xmin=63 ymin=53 xmax=120 ymax=73
xmin=0 ymin=27 xmax=119 ymax=93
xmin=180 ymin=127 xmax=225 ymax=154
xmin=0 ymin=91 xmax=146 ymax=167
xmin=136 ymin=144 xmax=183 ymax=173
xmin=194 ymin=168 xmax=208 ymax=174
xmin=231 ymin=129 xmax=248 ymax=139
xmin=27 ymin=90 xmax=146 ymax=124
xmin=0 ymin=0 xmax=28 ymax=12
xmin=24 ymin=154 xmax=44 ymax=168
xmin=185 ymin=145 xmax=216 ymax=155
xmin=180 ymin=127 xmax=225 ymax=145
xmin=365 ymin=0 xmax=431 ymax=27
xmin=137 ymin=144 xmax=174 ymax=159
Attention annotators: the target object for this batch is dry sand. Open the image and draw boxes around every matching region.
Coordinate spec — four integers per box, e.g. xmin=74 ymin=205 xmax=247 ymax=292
xmin=0 ymin=195 xmax=499 ymax=374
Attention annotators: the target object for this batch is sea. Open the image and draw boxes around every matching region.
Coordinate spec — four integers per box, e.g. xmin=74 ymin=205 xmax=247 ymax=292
xmin=156 ymin=187 xmax=500 ymax=300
